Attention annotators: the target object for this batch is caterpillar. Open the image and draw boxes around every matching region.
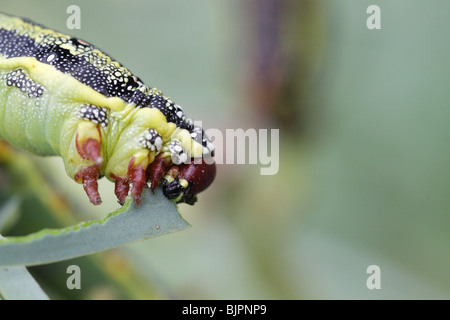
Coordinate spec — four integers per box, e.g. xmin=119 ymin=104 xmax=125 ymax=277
xmin=0 ymin=12 xmax=216 ymax=206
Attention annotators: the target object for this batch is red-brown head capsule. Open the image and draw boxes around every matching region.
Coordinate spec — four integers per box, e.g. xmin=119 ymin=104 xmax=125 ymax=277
xmin=162 ymin=159 xmax=216 ymax=205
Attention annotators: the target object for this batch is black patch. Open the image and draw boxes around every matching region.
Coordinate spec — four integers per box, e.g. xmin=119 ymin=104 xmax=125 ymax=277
xmin=0 ymin=19 xmax=198 ymax=129
xmin=78 ymin=104 xmax=109 ymax=127
xmin=0 ymin=28 xmax=39 ymax=57
xmin=180 ymin=119 xmax=194 ymax=131
xmin=4 ymin=68 xmax=45 ymax=98
xmin=139 ymin=128 xmax=162 ymax=152
xmin=147 ymin=94 xmax=167 ymax=114
xmin=161 ymin=177 xmax=197 ymax=205
xmin=0 ymin=28 xmax=139 ymax=102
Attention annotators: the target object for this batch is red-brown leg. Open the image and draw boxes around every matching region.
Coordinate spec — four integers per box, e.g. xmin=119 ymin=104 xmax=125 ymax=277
xmin=148 ymin=155 xmax=169 ymax=192
xmin=113 ymin=175 xmax=130 ymax=205
xmin=74 ymin=129 xmax=104 ymax=205
xmin=75 ymin=165 xmax=102 ymax=205
xmin=130 ymin=166 xmax=146 ymax=206
xmin=76 ymin=135 xmax=103 ymax=165
xmin=83 ymin=139 xmax=103 ymax=165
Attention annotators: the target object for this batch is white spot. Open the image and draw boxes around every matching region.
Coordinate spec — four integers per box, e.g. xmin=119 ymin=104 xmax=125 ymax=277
xmin=155 ymin=137 xmax=163 ymax=151
xmin=46 ymin=54 xmax=56 ymax=62
xmin=178 ymin=153 xmax=188 ymax=164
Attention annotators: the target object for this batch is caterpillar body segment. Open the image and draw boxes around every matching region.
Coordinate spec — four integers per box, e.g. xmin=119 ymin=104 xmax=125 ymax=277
xmin=0 ymin=12 xmax=216 ymax=206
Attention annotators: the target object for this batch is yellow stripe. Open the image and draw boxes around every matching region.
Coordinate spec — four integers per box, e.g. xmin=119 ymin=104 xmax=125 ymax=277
xmin=0 ymin=56 xmax=129 ymax=111
xmin=0 ymin=13 xmax=138 ymax=94
xmin=0 ymin=14 xmax=70 ymax=43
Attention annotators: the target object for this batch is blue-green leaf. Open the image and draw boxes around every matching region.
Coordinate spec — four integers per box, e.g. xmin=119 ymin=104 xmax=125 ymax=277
xmin=0 ymin=196 xmax=21 ymax=233
xmin=0 ymin=188 xmax=190 ymax=267
xmin=0 ymin=235 xmax=49 ymax=300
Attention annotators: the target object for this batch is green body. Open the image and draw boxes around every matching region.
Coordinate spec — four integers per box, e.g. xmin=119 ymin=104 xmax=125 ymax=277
xmin=0 ymin=13 xmax=205 ymax=184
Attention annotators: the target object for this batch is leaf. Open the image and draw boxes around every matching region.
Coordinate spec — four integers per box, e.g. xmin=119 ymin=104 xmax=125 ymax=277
xmin=0 ymin=266 xmax=49 ymax=300
xmin=0 ymin=188 xmax=190 ymax=267
xmin=0 ymin=235 xmax=49 ymax=300
xmin=0 ymin=196 xmax=21 ymax=233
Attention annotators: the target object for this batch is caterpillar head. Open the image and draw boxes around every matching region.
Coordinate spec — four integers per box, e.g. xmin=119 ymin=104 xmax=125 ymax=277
xmin=146 ymin=126 xmax=216 ymax=206
xmin=160 ymin=158 xmax=217 ymax=205
xmin=101 ymin=107 xmax=216 ymax=206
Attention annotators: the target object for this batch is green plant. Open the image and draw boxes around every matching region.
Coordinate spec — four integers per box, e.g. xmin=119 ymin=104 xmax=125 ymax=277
xmin=0 ymin=141 xmax=189 ymax=299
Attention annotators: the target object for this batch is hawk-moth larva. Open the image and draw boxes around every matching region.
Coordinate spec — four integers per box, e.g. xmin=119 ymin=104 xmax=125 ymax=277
xmin=0 ymin=12 xmax=216 ymax=206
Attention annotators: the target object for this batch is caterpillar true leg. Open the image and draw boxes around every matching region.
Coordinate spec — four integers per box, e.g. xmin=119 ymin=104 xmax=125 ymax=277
xmin=147 ymin=154 xmax=171 ymax=193
xmin=72 ymin=121 xmax=104 ymax=205
xmin=129 ymin=162 xmax=147 ymax=206
xmin=75 ymin=165 xmax=102 ymax=205
xmin=77 ymin=138 xmax=103 ymax=165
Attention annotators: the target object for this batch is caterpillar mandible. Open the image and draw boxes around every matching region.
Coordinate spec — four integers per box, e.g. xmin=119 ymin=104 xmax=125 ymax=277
xmin=0 ymin=12 xmax=216 ymax=206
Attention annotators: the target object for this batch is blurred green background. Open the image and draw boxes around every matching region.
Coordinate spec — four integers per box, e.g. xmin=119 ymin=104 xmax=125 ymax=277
xmin=1 ymin=0 xmax=449 ymax=299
